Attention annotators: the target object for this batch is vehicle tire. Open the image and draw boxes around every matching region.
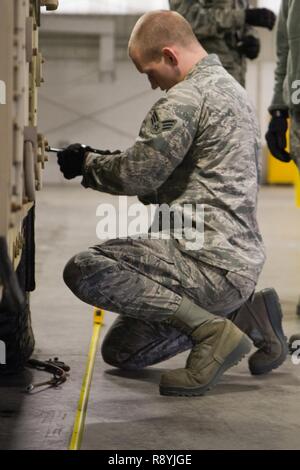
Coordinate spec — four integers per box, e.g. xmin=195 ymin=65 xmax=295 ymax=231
xmin=0 ymin=207 xmax=35 ymax=374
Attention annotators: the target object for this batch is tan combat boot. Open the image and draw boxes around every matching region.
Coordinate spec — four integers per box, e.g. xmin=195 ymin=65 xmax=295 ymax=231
xmin=160 ymin=313 xmax=252 ymax=397
xmin=229 ymin=288 xmax=288 ymax=375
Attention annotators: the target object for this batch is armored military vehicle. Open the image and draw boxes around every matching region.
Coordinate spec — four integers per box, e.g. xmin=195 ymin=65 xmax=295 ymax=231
xmin=0 ymin=0 xmax=59 ymax=373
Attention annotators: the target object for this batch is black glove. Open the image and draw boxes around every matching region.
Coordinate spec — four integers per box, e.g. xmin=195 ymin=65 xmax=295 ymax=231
xmin=265 ymin=110 xmax=291 ymax=163
xmin=57 ymin=144 xmax=121 ymax=180
xmin=245 ymin=8 xmax=276 ymax=30
xmin=57 ymin=143 xmax=89 ymax=180
xmin=237 ymin=35 xmax=260 ymax=60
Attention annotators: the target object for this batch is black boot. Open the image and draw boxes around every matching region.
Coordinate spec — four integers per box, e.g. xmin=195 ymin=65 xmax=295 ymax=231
xmin=0 ymin=294 xmax=35 ymax=374
xmin=229 ymin=288 xmax=288 ymax=375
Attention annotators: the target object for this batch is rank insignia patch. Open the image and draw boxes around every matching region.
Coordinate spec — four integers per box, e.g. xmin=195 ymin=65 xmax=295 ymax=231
xmin=150 ymin=110 xmax=176 ymax=134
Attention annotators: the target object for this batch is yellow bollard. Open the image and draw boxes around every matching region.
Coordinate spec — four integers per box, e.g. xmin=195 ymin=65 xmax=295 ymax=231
xmin=266 ymin=119 xmax=296 ymax=184
xmin=267 ymin=152 xmax=297 ymax=185
xmin=69 ymin=308 xmax=105 ymax=450
xmin=266 ymin=117 xmax=299 ymax=207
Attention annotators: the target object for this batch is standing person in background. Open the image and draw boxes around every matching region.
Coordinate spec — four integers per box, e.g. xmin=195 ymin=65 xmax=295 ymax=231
xmin=265 ymin=0 xmax=300 ymax=318
xmin=169 ymin=0 xmax=276 ymax=86
xmin=266 ymin=0 xmax=300 ymax=171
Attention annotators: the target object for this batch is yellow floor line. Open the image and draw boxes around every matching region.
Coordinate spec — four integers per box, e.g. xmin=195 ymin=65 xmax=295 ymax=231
xmin=295 ymin=170 xmax=300 ymax=208
xmin=69 ymin=308 xmax=105 ymax=450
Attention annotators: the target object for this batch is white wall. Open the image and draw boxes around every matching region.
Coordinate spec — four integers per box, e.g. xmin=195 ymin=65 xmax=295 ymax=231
xmin=259 ymin=0 xmax=281 ymax=13
xmin=46 ymin=0 xmax=169 ymax=14
xmin=39 ymin=59 xmax=163 ymax=184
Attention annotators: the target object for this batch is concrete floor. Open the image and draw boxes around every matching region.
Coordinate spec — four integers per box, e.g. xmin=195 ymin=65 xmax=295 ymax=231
xmin=0 ymin=184 xmax=299 ymax=450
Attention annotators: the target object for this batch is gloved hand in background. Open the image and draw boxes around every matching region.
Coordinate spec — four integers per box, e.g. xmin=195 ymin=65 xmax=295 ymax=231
xmin=57 ymin=144 xmax=121 ymax=179
xmin=237 ymin=35 xmax=260 ymax=60
xmin=245 ymin=8 xmax=276 ymax=30
xmin=265 ymin=110 xmax=291 ymax=163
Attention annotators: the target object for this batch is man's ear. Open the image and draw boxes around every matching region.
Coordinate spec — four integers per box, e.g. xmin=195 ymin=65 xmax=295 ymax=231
xmin=162 ymin=47 xmax=179 ymax=66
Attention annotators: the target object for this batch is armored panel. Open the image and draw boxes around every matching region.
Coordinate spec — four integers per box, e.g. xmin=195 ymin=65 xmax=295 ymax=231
xmin=0 ymin=0 xmax=58 ymax=301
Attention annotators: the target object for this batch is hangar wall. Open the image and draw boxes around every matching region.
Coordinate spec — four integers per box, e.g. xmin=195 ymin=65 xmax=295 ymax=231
xmin=38 ymin=14 xmax=277 ymax=184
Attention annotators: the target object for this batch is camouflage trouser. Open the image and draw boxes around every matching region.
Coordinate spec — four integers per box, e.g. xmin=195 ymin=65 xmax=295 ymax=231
xmin=290 ymin=113 xmax=300 ymax=170
xmin=63 ymin=238 xmax=256 ymax=370
xmin=220 ymin=50 xmax=246 ymax=88
xmin=201 ymin=39 xmax=246 ymax=87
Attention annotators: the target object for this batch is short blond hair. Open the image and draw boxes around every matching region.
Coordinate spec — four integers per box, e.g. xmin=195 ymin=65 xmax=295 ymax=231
xmin=128 ymin=10 xmax=198 ymax=62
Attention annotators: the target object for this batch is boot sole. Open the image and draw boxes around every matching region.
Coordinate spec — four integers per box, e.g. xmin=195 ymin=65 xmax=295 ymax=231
xmin=249 ymin=288 xmax=288 ymax=376
xmin=159 ymin=334 xmax=251 ymax=397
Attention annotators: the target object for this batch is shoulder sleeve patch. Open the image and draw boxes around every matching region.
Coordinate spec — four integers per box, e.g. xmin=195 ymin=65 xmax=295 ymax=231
xmin=150 ymin=110 xmax=177 ymax=134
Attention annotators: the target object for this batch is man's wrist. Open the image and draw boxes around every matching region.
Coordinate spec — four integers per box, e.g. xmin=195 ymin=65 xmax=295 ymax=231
xmin=235 ymin=9 xmax=246 ymax=29
xmin=81 ymin=150 xmax=92 ymax=174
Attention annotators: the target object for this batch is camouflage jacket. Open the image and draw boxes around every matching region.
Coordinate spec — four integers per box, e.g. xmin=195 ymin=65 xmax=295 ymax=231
xmin=82 ymin=55 xmax=266 ymax=282
xmin=269 ymin=0 xmax=300 ymax=114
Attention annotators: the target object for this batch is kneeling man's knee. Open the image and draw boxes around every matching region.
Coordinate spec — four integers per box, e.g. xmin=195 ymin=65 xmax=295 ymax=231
xmin=101 ymin=340 xmax=124 ymax=368
xmin=63 ymin=255 xmax=82 ymax=291
xmin=101 ymin=338 xmax=140 ymax=370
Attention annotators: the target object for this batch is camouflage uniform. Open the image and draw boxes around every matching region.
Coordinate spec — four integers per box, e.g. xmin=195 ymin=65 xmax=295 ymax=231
xmin=169 ymin=0 xmax=254 ymax=87
xmin=64 ymin=55 xmax=265 ymax=369
xmin=269 ymin=0 xmax=300 ymax=169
